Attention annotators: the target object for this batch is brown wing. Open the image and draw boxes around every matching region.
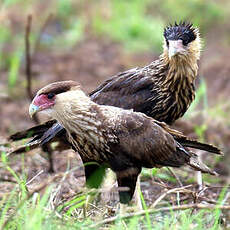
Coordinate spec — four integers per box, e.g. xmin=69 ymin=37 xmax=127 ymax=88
xmin=89 ymin=68 xmax=160 ymax=116
xmin=106 ymin=111 xmax=191 ymax=204
xmin=8 ymin=60 xmax=162 ymax=149
xmin=108 ymin=112 xmax=191 ymax=170
xmin=8 ymin=121 xmax=71 ymax=154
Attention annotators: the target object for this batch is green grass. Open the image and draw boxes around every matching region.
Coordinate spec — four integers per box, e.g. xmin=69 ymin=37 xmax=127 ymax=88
xmin=151 ymin=0 xmax=226 ymax=30
xmin=0 ymin=189 xmax=226 ymax=229
xmin=8 ymin=48 xmax=23 ymax=88
xmin=0 ymin=152 xmax=228 ymax=230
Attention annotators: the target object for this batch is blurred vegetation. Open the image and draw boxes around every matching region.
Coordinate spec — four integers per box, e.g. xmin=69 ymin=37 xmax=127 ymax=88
xmin=1 ymin=0 xmax=229 ymax=87
xmin=151 ymin=0 xmax=226 ymax=29
xmin=92 ymin=0 xmax=164 ymax=52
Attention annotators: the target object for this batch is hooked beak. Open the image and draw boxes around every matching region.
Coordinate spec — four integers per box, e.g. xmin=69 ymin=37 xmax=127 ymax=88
xmin=168 ymin=40 xmax=185 ymax=59
xmin=29 ymin=103 xmax=39 ymax=118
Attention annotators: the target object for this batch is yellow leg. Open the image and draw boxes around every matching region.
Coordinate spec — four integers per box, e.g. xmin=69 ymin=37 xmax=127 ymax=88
xmin=100 ymin=169 xmax=116 ymax=204
xmin=119 ymin=203 xmax=128 ymax=215
xmin=133 ymin=176 xmax=143 ymax=211
xmin=84 ymin=169 xmax=117 ymax=217
xmin=86 ymin=170 xmax=143 ymax=214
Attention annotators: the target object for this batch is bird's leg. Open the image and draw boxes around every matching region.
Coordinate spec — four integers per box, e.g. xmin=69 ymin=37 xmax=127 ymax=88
xmin=42 ymin=144 xmax=55 ymax=173
xmin=196 ymin=151 xmax=204 ymax=192
xmin=197 ymin=171 xmax=203 ymax=191
xmin=100 ymin=169 xmax=116 ymax=205
xmin=133 ymin=176 xmax=143 ymax=211
xmin=167 ymin=167 xmax=183 ymax=187
xmin=115 ymin=167 xmax=141 ymax=214
xmin=119 ymin=203 xmax=129 ymax=216
xmin=83 ymin=162 xmax=106 ymax=215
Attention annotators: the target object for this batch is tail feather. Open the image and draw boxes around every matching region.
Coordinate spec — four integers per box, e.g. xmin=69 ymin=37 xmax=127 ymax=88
xmin=9 ymin=120 xmax=57 ymax=141
xmin=178 ymin=139 xmax=222 ymax=155
xmin=8 ymin=131 xmax=71 ymax=155
xmin=188 ymin=154 xmax=218 ymax=176
xmin=8 ymin=139 xmax=41 ymax=155
xmin=39 ymin=123 xmax=65 ymax=145
xmin=156 ymin=120 xmax=222 ymax=155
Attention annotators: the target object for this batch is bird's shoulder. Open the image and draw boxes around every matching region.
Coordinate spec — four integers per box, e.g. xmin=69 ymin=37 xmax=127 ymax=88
xmin=101 ymin=108 xmax=181 ymax=167
xmin=98 ymin=107 xmax=168 ymax=140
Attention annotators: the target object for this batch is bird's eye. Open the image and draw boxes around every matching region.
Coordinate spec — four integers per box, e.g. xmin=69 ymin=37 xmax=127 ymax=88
xmin=182 ymin=34 xmax=190 ymax=46
xmin=47 ymin=93 xmax=55 ymax=99
xmin=182 ymin=39 xmax=189 ymax=46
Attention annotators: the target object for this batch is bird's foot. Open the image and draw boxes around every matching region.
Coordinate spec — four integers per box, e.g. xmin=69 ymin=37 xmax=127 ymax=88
xmin=118 ymin=203 xmax=142 ymax=216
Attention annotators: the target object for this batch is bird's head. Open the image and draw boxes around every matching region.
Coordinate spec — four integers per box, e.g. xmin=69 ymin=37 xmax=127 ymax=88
xmin=163 ymin=22 xmax=200 ymax=60
xmin=29 ymin=81 xmax=80 ymax=118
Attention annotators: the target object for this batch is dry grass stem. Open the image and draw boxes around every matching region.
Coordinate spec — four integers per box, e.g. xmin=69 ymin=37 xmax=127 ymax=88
xmin=89 ymin=203 xmax=230 ymax=228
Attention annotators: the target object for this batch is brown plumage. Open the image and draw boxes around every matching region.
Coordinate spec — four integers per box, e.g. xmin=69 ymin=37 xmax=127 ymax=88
xmin=10 ymin=22 xmax=201 ymax=149
xmin=27 ymin=81 xmax=221 ymax=204
xmin=90 ymin=22 xmax=200 ymax=123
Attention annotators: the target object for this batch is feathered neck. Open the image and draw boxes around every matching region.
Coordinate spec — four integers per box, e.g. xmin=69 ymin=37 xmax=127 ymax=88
xmin=50 ymin=89 xmax=108 ymax=161
xmin=51 ymin=90 xmax=97 ymax=131
xmin=160 ymin=33 xmax=201 ymax=90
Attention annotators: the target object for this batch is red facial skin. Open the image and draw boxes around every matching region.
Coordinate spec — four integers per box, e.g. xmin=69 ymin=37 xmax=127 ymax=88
xmin=33 ymin=94 xmax=55 ymax=110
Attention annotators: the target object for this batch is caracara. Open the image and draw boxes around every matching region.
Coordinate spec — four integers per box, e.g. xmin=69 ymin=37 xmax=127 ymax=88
xmin=10 ymin=22 xmax=201 ymax=154
xmin=28 ymin=81 xmax=221 ymax=204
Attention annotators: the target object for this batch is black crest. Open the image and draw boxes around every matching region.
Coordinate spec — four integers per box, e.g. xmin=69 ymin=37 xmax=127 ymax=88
xmin=164 ymin=22 xmax=197 ymax=46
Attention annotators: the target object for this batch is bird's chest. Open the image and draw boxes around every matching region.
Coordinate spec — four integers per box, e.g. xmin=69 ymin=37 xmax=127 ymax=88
xmin=68 ymin=131 xmax=111 ymax=163
xmin=153 ymin=82 xmax=195 ymax=123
